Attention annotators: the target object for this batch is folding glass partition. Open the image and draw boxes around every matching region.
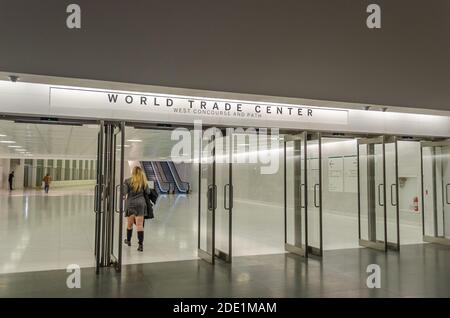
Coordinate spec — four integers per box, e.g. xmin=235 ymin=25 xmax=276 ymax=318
xmin=284 ymin=132 xmax=308 ymax=256
xmin=421 ymin=140 xmax=450 ymax=246
xmin=198 ymin=128 xmax=233 ymax=264
xmin=284 ymin=131 xmax=323 ymax=258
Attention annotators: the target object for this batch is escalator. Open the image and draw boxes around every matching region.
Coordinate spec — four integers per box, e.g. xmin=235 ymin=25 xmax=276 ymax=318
xmin=141 ymin=161 xmax=190 ymax=194
xmin=159 ymin=161 xmax=176 ymax=191
xmin=153 ymin=161 xmax=175 ymax=193
xmin=141 ymin=161 xmax=170 ymax=194
xmin=167 ymin=161 xmax=190 ymax=193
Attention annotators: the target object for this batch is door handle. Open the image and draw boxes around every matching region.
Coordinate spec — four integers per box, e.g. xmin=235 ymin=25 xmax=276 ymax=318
xmin=378 ymin=184 xmax=384 ymax=206
xmin=94 ymin=184 xmax=99 ymax=213
xmin=207 ymin=185 xmax=217 ymax=210
xmin=224 ymin=184 xmax=229 ymax=210
xmin=224 ymin=184 xmax=233 ymax=210
xmin=300 ymin=184 xmax=306 ymax=208
xmin=390 ymin=184 xmax=397 ymax=207
xmin=94 ymin=184 xmax=105 ymax=213
xmin=314 ymin=184 xmax=320 ymax=208
xmin=229 ymin=184 xmax=233 ymax=210
xmin=446 ymin=184 xmax=450 ymax=205
xmin=115 ymin=185 xmax=122 ymax=213
xmin=213 ymin=185 xmax=217 ymax=210
xmin=207 ymin=185 xmax=213 ymax=210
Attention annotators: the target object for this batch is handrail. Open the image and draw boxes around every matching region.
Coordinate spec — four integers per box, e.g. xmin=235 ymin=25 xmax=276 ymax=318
xmin=150 ymin=161 xmax=171 ymax=193
xmin=158 ymin=161 xmax=176 ymax=193
xmin=141 ymin=161 xmax=170 ymax=194
xmin=167 ymin=161 xmax=190 ymax=193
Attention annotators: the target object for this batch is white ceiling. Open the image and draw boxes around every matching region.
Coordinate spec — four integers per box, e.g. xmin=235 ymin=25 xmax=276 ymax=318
xmin=0 ymin=120 xmax=348 ymax=161
xmin=0 ymin=121 xmax=185 ymax=160
xmin=0 ymin=121 xmax=98 ymax=159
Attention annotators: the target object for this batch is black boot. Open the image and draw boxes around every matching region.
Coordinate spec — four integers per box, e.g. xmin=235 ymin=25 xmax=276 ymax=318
xmin=124 ymin=229 xmax=132 ymax=246
xmin=137 ymin=231 xmax=144 ymax=252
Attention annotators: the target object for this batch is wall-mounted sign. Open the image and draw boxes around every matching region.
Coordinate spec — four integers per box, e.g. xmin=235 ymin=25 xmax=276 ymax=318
xmin=49 ymin=87 xmax=349 ymax=125
xmin=328 ymin=156 xmax=344 ymax=192
xmin=343 ymin=155 xmax=358 ymax=193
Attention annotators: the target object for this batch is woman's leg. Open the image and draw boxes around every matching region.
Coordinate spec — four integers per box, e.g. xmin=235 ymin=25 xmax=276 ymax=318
xmin=136 ymin=216 xmax=144 ymax=251
xmin=127 ymin=215 xmax=135 ymax=230
xmin=125 ymin=215 xmax=135 ymax=245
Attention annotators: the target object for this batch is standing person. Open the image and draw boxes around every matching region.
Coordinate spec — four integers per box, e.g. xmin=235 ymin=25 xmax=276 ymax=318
xmin=123 ymin=166 xmax=151 ymax=252
xmin=43 ymin=173 xmax=52 ymax=193
xmin=8 ymin=171 xmax=14 ymax=191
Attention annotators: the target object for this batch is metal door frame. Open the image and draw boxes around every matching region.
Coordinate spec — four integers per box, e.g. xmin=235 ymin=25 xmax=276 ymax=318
xmin=94 ymin=121 xmax=125 ymax=273
xmin=198 ymin=132 xmax=216 ymax=264
xmin=306 ymin=132 xmax=323 ymax=257
xmin=215 ymin=130 xmax=233 ymax=263
xmin=385 ymin=136 xmax=400 ymax=251
xmin=284 ymin=131 xmax=308 ymax=257
xmin=110 ymin=121 xmax=125 ymax=271
xmin=421 ymin=139 xmax=450 ymax=246
xmin=94 ymin=122 xmax=105 ymax=274
xmin=357 ymin=136 xmax=388 ymax=251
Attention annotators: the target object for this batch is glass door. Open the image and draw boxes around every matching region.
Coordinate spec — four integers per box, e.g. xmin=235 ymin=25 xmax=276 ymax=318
xmin=284 ymin=132 xmax=307 ymax=256
xmin=385 ymin=137 xmax=400 ymax=250
xmin=94 ymin=122 xmax=105 ymax=274
xmin=421 ymin=140 xmax=450 ymax=246
xmin=306 ymin=132 xmax=323 ymax=257
xmin=215 ymin=130 xmax=233 ymax=262
xmin=111 ymin=122 xmax=125 ymax=271
xmin=94 ymin=121 xmax=125 ymax=273
xmin=198 ymin=128 xmax=233 ymax=264
xmin=198 ymin=129 xmax=217 ymax=264
xmin=357 ymin=136 xmax=388 ymax=251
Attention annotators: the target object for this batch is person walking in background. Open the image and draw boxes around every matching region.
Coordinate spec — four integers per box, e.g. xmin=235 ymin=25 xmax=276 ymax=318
xmin=8 ymin=171 xmax=14 ymax=191
xmin=43 ymin=173 xmax=52 ymax=194
xmin=123 ymin=166 xmax=151 ymax=252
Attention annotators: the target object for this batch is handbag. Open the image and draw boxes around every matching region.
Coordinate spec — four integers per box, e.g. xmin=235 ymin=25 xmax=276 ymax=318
xmin=143 ymin=185 xmax=154 ymax=219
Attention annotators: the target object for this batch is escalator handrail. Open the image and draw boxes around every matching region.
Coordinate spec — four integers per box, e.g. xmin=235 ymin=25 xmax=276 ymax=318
xmin=168 ymin=161 xmax=190 ymax=193
xmin=160 ymin=161 xmax=177 ymax=193
xmin=154 ymin=161 xmax=173 ymax=192
xmin=141 ymin=161 xmax=169 ymax=194
xmin=159 ymin=161 xmax=175 ymax=183
xmin=156 ymin=161 xmax=175 ymax=193
xmin=150 ymin=161 xmax=171 ymax=193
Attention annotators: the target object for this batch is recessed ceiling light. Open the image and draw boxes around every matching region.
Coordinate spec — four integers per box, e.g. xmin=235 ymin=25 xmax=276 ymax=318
xmin=8 ymin=145 xmax=21 ymax=148
xmin=15 ymin=149 xmax=26 ymax=152
xmin=0 ymin=134 xmax=6 ymax=137
xmin=127 ymin=139 xmax=142 ymax=143
xmin=0 ymin=141 xmax=16 ymax=144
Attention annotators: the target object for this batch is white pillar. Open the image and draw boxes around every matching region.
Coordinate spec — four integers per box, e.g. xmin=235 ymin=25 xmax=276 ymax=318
xmin=31 ymin=159 xmax=37 ymax=188
xmin=13 ymin=159 xmax=25 ymax=190
xmin=0 ymin=159 xmax=11 ymax=190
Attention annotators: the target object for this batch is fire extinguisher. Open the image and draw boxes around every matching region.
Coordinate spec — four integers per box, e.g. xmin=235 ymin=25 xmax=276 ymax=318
xmin=413 ymin=196 xmax=419 ymax=212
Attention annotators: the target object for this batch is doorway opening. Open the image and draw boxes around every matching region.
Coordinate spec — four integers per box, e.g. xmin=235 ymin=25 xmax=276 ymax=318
xmin=0 ymin=118 xmax=99 ymax=274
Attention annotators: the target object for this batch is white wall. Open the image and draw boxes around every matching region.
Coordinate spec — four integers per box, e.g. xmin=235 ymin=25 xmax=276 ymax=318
xmin=0 ymin=159 xmax=24 ymax=190
xmin=397 ymin=141 xmax=422 ymax=227
xmin=0 ymin=159 xmax=10 ymax=190
xmin=1 ymin=80 xmax=449 ymax=137
xmin=321 ymin=139 xmax=358 ymax=217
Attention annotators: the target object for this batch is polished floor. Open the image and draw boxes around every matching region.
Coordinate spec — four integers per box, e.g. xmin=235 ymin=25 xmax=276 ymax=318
xmin=0 ymin=186 xmax=423 ymax=274
xmin=0 ymin=243 xmax=449 ymax=298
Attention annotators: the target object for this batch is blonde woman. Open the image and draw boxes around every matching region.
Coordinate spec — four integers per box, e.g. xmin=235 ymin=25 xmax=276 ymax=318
xmin=123 ymin=166 xmax=151 ymax=252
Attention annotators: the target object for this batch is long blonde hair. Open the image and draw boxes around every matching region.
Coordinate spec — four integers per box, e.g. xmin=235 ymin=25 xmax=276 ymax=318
xmin=130 ymin=166 xmax=148 ymax=192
